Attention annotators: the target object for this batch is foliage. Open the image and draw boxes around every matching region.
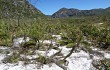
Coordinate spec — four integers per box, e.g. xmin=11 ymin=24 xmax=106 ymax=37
xmin=2 ymin=52 xmax=20 ymax=63
xmin=101 ymin=59 xmax=110 ymax=70
xmin=0 ymin=15 xmax=110 ymax=50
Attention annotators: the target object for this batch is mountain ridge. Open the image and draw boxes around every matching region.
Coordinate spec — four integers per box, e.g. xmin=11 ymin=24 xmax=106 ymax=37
xmin=51 ymin=7 xmax=110 ymax=18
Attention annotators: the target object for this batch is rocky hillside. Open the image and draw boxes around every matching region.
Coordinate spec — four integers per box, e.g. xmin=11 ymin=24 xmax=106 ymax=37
xmin=52 ymin=7 xmax=110 ymax=18
xmin=0 ymin=0 xmax=44 ymax=18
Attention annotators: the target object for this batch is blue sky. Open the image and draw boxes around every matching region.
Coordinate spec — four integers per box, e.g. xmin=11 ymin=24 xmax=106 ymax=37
xmin=28 ymin=0 xmax=110 ymax=15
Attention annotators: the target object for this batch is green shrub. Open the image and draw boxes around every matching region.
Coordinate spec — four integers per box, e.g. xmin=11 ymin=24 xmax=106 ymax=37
xmin=66 ymin=43 xmax=75 ymax=48
xmin=2 ymin=52 xmax=20 ymax=63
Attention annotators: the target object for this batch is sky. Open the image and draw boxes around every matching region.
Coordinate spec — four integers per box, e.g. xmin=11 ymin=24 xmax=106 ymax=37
xmin=28 ymin=0 xmax=110 ymax=15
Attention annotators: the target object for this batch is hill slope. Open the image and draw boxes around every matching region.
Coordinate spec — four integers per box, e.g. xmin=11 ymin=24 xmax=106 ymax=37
xmin=0 ymin=0 xmax=44 ymax=18
xmin=52 ymin=7 xmax=110 ymax=18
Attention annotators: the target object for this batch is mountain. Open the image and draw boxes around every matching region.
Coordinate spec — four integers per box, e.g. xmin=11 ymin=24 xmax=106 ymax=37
xmin=52 ymin=7 xmax=110 ymax=18
xmin=106 ymin=7 xmax=110 ymax=10
xmin=0 ymin=0 xmax=44 ymax=18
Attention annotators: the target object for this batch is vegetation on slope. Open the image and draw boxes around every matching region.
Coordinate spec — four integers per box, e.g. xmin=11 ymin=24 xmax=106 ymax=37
xmin=0 ymin=0 xmax=44 ymax=18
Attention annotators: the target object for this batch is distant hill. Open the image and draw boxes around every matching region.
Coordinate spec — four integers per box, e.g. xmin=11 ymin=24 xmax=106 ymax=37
xmin=0 ymin=0 xmax=44 ymax=18
xmin=52 ymin=7 xmax=110 ymax=18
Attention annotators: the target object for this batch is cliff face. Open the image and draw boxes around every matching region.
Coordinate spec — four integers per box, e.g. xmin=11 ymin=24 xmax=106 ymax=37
xmin=52 ymin=7 xmax=110 ymax=18
xmin=0 ymin=0 xmax=44 ymax=18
